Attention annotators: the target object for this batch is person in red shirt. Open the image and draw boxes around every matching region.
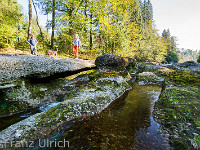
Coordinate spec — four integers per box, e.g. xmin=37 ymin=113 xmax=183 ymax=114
xmin=73 ymin=34 xmax=81 ymax=59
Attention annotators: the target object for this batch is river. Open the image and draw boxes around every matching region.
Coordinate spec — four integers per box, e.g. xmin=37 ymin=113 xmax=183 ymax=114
xmin=0 ymin=73 xmax=171 ymax=149
xmin=49 ymin=82 xmax=171 ymax=150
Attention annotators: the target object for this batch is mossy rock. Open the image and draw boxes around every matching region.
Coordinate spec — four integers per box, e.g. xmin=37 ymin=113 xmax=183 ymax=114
xmin=153 ymin=83 xmax=200 ymax=149
xmin=0 ymin=73 xmax=131 ymax=145
xmin=136 ymin=72 xmax=164 ymax=85
xmin=0 ymin=78 xmax=73 ymax=117
xmin=140 ymin=64 xmax=176 ymax=77
xmin=88 ymin=70 xmax=130 ymax=81
xmin=167 ymin=70 xmax=200 ymax=86
xmin=157 ymin=67 xmax=176 ymax=76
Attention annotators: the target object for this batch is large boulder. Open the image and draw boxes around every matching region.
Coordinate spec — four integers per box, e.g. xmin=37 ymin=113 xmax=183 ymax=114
xmin=95 ymin=53 xmax=126 ymax=72
xmin=137 ymin=72 xmax=164 ymax=85
xmin=122 ymin=57 xmax=135 ymax=67
xmin=181 ymin=61 xmax=197 ymax=67
xmin=0 ymin=55 xmax=95 ymax=84
xmin=171 ymin=61 xmax=200 ymax=71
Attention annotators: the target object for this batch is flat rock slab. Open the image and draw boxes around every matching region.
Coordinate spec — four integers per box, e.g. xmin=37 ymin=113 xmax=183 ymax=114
xmin=163 ymin=61 xmax=200 ymax=72
xmin=0 ymin=76 xmax=131 ymax=145
xmin=0 ymin=55 xmax=95 ymax=83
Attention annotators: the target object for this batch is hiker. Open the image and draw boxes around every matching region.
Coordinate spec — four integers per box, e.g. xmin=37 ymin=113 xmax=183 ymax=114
xmin=27 ymin=34 xmax=38 ymax=56
xmin=73 ymin=34 xmax=81 ymax=58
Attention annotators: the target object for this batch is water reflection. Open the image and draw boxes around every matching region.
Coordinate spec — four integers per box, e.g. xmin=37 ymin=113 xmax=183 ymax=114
xmin=0 ymin=79 xmax=72 ymax=131
xmin=56 ymin=83 xmax=170 ymax=150
xmin=0 ymin=70 xmax=95 ymax=131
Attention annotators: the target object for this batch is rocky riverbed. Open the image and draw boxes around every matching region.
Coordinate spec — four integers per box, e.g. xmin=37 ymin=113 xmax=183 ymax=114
xmin=0 ymin=54 xmax=199 ymax=149
xmin=136 ymin=62 xmax=200 ymax=149
xmin=165 ymin=61 xmax=200 ymax=72
xmin=0 ymin=55 xmax=96 ymax=118
xmin=0 ymin=54 xmax=134 ymax=149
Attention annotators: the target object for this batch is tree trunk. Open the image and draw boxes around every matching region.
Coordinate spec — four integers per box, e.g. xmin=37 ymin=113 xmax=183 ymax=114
xmin=90 ymin=13 xmax=93 ymax=50
xmin=99 ymin=34 xmax=101 ymax=48
xmin=112 ymin=41 xmax=114 ymax=54
xmin=28 ymin=0 xmax=32 ymax=38
xmin=32 ymin=1 xmax=44 ymax=39
xmin=84 ymin=0 xmax=87 ymax=34
xmin=68 ymin=9 xmax=73 ymax=55
xmin=51 ymin=0 xmax=55 ymax=49
xmin=69 ymin=9 xmax=73 ymax=37
xmin=47 ymin=14 xmax=49 ymax=39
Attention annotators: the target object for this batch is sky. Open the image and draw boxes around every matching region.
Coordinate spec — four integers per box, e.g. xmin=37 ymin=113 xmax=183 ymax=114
xmin=17 ymin=0 xmax=48 ymax=28
xmin=17 ymin=0 xmax=200 ymax=50
xmin=151 ymin=0 xmax=200 ymax=51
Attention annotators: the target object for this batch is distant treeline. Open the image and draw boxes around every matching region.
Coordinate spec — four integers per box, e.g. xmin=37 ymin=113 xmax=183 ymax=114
xmin=177 ymin=48 xmax=200 ymax=63
xmin=0 ymin=0 xmax=182 ymax=63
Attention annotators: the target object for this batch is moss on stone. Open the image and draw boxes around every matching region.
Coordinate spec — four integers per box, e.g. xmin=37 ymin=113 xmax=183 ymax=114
xmin=157 ymin=67 xmax=176 ymax=76
xmin=33 ymin=74 xmax=131 ymax=137
xmin=154 ymin=82 xmax=200 ymax=149
xmin=88 ymin=71 xmax=122 ymax=81
xmin=136 ymin=72 xmax=164 ymax=85
xmin=167 ymin=70 xmax=200 ymax=86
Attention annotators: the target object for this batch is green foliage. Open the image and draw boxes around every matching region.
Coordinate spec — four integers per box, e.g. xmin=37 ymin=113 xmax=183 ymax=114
xmin=0 ymin=0 xmax=23 ymax=48
xmin=32 ymin=0 xmax=168 ymax=61
xmin=134 ymin=21 xmax=167 ymax=62
xmin=140 ymin=0 xmax=153 ymax=25
xmin=131 ymin=0 xmax=167 ymax=63
xmin=168 ymin=70 xmax=200 ymax=86
xmin=197 ymin=53 xmax=200 ymax=63
xmin=0 ymin=0 xmax=176 ymax=62
xmin=162 ymin=29 xmax=179 ymax=63
xmin=177 ymin=48 xmax=199 ymax=63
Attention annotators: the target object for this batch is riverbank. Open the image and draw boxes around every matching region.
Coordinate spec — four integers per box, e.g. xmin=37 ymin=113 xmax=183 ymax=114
xmin=0 ymin=54 xmax=199 ymax=149
xmin=137 ymin=62 xmax=200 ymax=149
xmin=0 ymin=54 xmax=95 ymax=84
xmin=0 ymin=54 xmax=134 ymax=149
xmin=0 ymin=48 xmax=98 ymax=60
xmin=0 ymin=73 xmax=132 ymax=148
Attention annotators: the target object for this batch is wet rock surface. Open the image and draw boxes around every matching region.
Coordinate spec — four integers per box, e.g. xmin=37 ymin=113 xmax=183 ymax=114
xmin=153 ymin=68 xmax=200 ymax=149
xmin=171 ymin=61 xmax=200 ymax=71
xmin=0 ymin=57 xmax=199 ymax=149
xmin=56 ymin=83 xmax=170 ymax=150
xmin=154 ymin=82 xmax=200 ymax=149
xmin=137 ymin=72 xmax=164 ymax=85
xmin=0 ymin=79 xmax=73 ymax=118
xmin=0 ymin=55 xmax=95 ymax=83
xmin=0 ymin=70 xmax=96 ymax=120
xmin=135 ymin=62 xmax=200 ymax=149
xmin=0 ymin=72 xmax=131 ymax=148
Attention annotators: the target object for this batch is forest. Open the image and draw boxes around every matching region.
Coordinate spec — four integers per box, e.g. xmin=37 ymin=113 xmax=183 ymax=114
xmin=0 ymin=0 xmax=197 ymax=63
xmin=1 ymin=1 xmax=200 ymax=149
xmin=177 ymin=48 xmax=200 ymax=63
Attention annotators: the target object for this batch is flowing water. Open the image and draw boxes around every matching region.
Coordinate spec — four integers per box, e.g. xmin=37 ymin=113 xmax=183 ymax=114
xmin=53 ymin=82 xmax=171 ymax=150
xmin=0 ymin=70 xmax=95 ymax=131
xmin=0 ymin=72 xmax=172 ymax=149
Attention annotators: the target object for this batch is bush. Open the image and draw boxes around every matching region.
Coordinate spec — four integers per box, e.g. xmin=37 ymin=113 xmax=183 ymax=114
xmin=197 ymin=54 xmax=200 ymax=63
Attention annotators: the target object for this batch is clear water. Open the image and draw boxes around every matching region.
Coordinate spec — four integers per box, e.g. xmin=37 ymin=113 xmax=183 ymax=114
xmin=0 ymin=77 xmax=171 ymax=149
xmin=55 ymin=82 xmax=171 ymax=150
xmin=0 ymin=70 xmax=95 ymax=131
